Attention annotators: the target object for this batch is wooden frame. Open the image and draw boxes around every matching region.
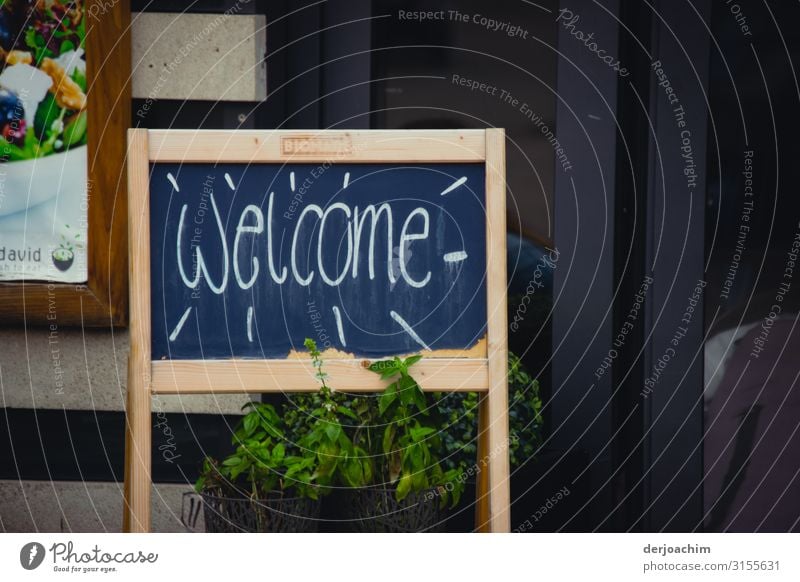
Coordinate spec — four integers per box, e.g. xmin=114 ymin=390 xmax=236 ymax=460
xmin=124 ymin=128 xmax=509 ymax=532
xmin=0 ymin=0 xmax=131 ymax=326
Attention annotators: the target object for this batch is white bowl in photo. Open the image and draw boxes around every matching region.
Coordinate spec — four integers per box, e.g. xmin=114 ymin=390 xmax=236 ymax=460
xmin=0 ymin=144 xmax=87 ymax=217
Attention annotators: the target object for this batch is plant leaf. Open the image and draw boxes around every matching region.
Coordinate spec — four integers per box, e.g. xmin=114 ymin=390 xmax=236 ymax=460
xmin=411 ymin=384 xmax=427 ymax=413
xmin=396 ymin=474 xmax=412 ymax=501
xmin=243 ymin=413 xmax=257 ymax=436
xmin=410 ymin=426 xmax=435 ymax=442
xmin=410 ymin=444 xmax=424 ymax=466
xmin=325 ymin=422 xmax=342 ymax=443
xmin=273 ymin=443 xmax=285 ymax=463
xmin=378 ymin=382 xmax=398 ymax=415
xmin=336 ymin=405 xmax=358 ymax=420
xmin=382 ymin=424 xmax=395 ymax=455
xmin=404 ymin=354 xmax=423 ymax=368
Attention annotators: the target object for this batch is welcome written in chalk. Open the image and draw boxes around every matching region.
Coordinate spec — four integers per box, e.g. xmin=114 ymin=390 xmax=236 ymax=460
xmin=149 ymin=163 xmax=488 ymax=359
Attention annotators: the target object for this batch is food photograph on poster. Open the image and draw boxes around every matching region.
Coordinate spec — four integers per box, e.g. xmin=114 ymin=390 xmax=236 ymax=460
xmin=0 ymin=0 xmax=86 ymax=282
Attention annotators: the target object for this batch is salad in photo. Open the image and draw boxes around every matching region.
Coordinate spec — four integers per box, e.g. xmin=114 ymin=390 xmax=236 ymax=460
xmin=0 ymin=0 xmax=87 ymax=283
xmin=0 ymin=0 xmax=86 ymax=162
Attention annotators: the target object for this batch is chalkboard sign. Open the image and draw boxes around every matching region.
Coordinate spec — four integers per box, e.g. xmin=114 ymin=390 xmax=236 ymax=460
xmin=124 ymin=129 xmax=509 ymax=533
xmin=149 ymin=163 xmax=487 ymax=360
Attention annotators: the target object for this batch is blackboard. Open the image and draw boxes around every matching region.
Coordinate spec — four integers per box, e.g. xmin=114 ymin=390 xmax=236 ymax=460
xmin=125 ymin=129 xmax=510 ymax=533
xmin=149 ymin=163 xmax=487 ymax=359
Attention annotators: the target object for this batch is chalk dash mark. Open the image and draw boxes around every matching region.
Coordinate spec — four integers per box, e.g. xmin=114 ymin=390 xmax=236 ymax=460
xmin=390 ymin=310 xmax=431 ymax=351
xmin=443 ymin=251 xmax=468 ymax=263
xmin=332 ymin=306 xmax=346 ymax=347
xmin=169 ymin=307 xmax=192 ymax=342
xmin=166 ymin=172 xmax=180 ymax=192
xmin=224 ymin=173 xmax=236 ymax=191
xmin=440 ymin=176 xmax=467 ymax=196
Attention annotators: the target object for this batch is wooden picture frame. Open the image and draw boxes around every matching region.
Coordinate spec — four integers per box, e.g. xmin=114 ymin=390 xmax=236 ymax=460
xmin=124 ymin=128 xmax=510 ymax=533
xmin=0 ymin=0 xmax=131 ymax=326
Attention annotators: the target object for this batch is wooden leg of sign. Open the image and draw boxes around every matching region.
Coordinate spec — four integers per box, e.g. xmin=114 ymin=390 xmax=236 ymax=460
xmin=124 ymin=359 xmax=151 ymax=532
xmin=485 ymin=351 xmax=511 ymax=533
xmin=124 ymin=128 xmax=153 ymax=533
xmin=484 ymin=127 xmax=510 ymax=532
xmin=475 ymin=395 xmax=491 ymax=532
xmin=122 ymin=394 xmax=131 ymax=532
xmin=476 ymin=358 xmax=511 ymax=534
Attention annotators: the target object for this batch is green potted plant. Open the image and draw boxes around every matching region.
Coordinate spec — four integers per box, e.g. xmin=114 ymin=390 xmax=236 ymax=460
xmin=437 ymin=350 xmax=543 ymax=473
xmin=192 ymin=341 xmax=541 ymax=533
xmin=194 ymin=336 xmax=383 ymax=532
xmin=432 ymin=350 xmax=544 ymax=531
xmin=340 ymin=355 xmax=465 ymax=532
xmin=507 ymin=351 xmax=544 ymax=467
xmin=297 ymin=343 xmax=466 ymax=532
xmin=289 ymin=339 xmax=374 ymax=491
xmin=194 ymin=398 xmax=333 ymax=532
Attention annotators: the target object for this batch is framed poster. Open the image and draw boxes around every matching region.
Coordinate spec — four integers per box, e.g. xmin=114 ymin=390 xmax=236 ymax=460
xmin=0 ymin=1 xmax=88 ymax=281
xmin=0 ymin=0 xmax=130 ymax=325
